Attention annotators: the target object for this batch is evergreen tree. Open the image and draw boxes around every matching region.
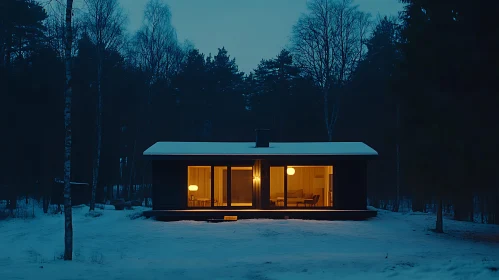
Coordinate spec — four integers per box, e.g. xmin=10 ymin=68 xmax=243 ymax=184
xmin=251 ymin=49 xmax=301 ymax=141
xmin=337 ymin=16 xmax=402 ymax=210
xmin=398 ymin=0 xmax=499 ymax=227
xmin=0 ymin=0 xmax=50 ymax=209
xmin=207 ymin=47 xmax=247 ymax=140
xmin=0 ymin=0 xmax=47 ymax=67
xmin=173 ymin=49 xmax=210 ymax=140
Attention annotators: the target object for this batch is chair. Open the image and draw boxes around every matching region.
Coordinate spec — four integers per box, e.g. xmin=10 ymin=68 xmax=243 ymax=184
xmin=304 ymin=195 xmax=320 ymax=207
xmin=212 ymin=199 xmax=219 ymax=206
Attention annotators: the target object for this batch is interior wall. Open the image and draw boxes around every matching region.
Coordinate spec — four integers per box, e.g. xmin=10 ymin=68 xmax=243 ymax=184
xmin=269 ymin=166 xmax=333 ymax=207
xmin=231 ymin=169 xmax=253 ymax=205
xmin=187 ymin=166 xmax=211 ymax=201
xmin=287 ymin=167 xmax=324 ymax=192
xmin=288 ymin=167 xmax=325 ymax=206
xmin=270 ymin=167 xmax=284 ymax=198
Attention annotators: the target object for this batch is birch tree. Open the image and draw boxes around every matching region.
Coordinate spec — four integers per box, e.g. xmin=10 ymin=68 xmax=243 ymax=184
xmin=134 ymin=0 xmax=181 ymax=84
xmin=44 ymin=0 xmax=81 ymax=59
xmin=82 ymin=0 xmax=126 ymax=210
xmin=292 ymin=0 xmax=370 ymax=141
xmin=63 ymin=0 xmax=74 ymax=261
xmin=129 ymin=0 xmax=181 ymax=196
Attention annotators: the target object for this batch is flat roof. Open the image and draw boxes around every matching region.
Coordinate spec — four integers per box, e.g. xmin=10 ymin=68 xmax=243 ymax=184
xmin=143 ymin=142 xmax=378 ymax=157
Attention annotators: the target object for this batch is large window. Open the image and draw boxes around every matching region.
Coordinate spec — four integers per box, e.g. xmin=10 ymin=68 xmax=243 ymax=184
xmin=270 ymin=166 xmax=333 ymax=208
xmin=231 ymin=167 xmax=253 ymax=207
xmin=187 ymin=166 xmax=211 ymax=207
xmin=188 ymin=166 xmax=253 ymax=207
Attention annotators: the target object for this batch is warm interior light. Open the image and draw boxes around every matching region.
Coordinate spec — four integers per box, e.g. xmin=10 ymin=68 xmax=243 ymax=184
xmin=188 ymin=185 xmax=199 ymax=191
xmin=287 ymin=167 xmax=295 ymax=176
xmin=253 ymin=176 xmax=261 ymax=181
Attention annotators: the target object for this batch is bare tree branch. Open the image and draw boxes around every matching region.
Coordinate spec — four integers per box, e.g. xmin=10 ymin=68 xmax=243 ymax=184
xmin=44 ymin=0 xmax=81 ymax=58
xmin=292 ymin=0 xmax=371 ymax=141
xmin=82 ymin=0 xmax=127 ymax=53
xmin=132 ymin=0 xmax=181 ymax=85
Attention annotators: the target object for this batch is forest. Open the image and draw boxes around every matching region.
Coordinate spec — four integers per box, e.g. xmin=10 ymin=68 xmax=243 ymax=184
xmin=1 ymin=0 xmax=498 ymax=226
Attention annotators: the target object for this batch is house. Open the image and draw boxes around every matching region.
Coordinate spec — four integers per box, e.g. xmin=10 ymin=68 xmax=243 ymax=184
xmin=142 ymin=129 xmax=378 ymax=221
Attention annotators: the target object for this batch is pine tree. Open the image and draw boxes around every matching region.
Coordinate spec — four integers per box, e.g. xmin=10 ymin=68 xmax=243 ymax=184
xmin=344 ymin=16 xmax=402 ymax=211
xmin=251 ymin=49 xmax=300 ymax=141
xmin=208 ymin=47 xmax=246 ymax=140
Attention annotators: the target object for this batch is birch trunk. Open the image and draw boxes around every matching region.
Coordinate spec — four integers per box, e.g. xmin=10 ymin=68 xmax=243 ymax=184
xmin=63 ymin=0 xmax=74 ymax=261
xmin=90 ymin=51 xmax=103 ymax=211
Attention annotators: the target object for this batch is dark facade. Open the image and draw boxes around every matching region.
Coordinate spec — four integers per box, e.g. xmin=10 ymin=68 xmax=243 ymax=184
xmin=144 ymin=129 xmax=377 ymax=215
xmin=148 ymin=156 xmax=373 ymax=211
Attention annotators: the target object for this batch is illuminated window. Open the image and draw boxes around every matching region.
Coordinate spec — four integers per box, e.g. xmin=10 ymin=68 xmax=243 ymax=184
xmin=270 ymin=165 xmax=333 ymax=208
xmin=287 ymin=166 xmax=333 ymax=207
xmin=187 ymin=166 xmax=211 ymax=207
xmin=186 ymin=165 xmax=257 ymax=208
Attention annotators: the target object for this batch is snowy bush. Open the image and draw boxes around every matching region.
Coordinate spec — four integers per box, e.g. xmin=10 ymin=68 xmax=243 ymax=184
xmin=27 ymin=249 xmax=46 ymax=264
xmin=95 ymin=203 xmax=105 ymax=210
xmin=85 ymin=211 xmax=103 ymax=218
xmin=90 ymin=251 xmax=104 ymax=265
xmin=127 ymin=211 xmax=143 ymax=220
xmin=48 ymin=205 xmax=62 ymax=215
xmin=0 ymin=208 xmax=9 ymax=220
xmin=12 ymin=205 xmax=35 ymax=219
xmin=0 ymin=198 xmax=39 ymax=219
xmin=54 ymin=252 xmax=64 ymax=261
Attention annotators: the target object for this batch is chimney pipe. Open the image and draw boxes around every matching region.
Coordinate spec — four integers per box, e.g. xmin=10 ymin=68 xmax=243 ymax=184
xmin=255 ymin=129 xmax=270 ymax=148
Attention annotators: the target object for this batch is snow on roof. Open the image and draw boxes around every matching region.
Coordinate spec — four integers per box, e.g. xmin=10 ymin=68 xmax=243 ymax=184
xmin=143 ymin=142 xmax=378 ymax=156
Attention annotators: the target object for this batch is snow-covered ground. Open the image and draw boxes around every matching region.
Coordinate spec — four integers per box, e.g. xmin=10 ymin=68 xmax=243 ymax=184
xmin=1 ymin=205 xmax=498 ymax=280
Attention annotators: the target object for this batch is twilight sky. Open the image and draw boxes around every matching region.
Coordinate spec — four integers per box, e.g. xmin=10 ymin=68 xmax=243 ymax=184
xmin=120 ymin=0 xmax=403 ymax=74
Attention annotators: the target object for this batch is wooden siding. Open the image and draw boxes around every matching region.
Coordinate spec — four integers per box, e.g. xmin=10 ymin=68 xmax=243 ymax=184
xmin=333 ymin=160 xmax=367 ymax=210
xmin=260 ymin=160 xmax=270 ymax=209
xmin=252 ymin=160 xmax=262 ymax=208
xmin=152 ymin=160 xmax=188 ymax=210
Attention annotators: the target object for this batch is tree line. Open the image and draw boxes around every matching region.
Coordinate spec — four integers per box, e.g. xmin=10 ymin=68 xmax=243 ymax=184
xmin=1 ymin=0 xmax=498 ymax=230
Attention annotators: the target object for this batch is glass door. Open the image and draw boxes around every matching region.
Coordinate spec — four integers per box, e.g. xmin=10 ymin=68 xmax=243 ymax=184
xmin=230 ymin=166 xmax=253 ymax=207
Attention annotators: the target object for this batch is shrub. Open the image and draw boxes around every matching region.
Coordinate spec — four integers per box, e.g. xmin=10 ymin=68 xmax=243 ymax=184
xmin=90 ymin=251 xmax=104 ymax=265
xmin=85 ymin=211 xmax=103 ymax=218
xmin=128 ymin=211 xmax=143 ymax=220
